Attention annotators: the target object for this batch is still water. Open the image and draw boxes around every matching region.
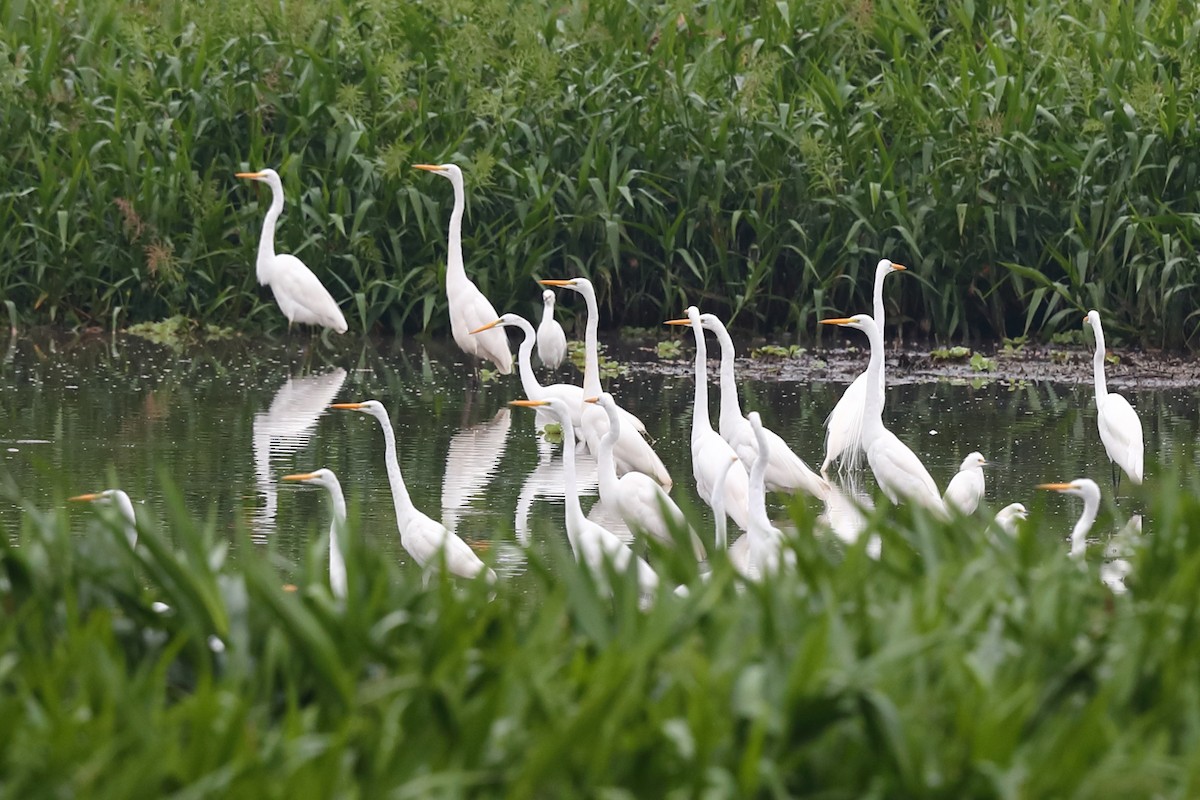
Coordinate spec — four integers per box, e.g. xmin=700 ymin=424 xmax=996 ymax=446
xmin=0 ymin=331 xmax=1191 ymax=575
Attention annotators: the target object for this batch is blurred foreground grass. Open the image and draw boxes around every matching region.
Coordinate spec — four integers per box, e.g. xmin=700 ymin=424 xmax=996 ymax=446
xmin=3 ymin=467 xmax=1200 ymax=796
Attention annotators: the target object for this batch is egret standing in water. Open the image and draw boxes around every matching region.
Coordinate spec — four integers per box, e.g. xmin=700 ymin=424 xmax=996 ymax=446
xmin=943 ymin=451 xmax=988 ymax=515
xmin=1038 ymin=479 xmax=1102 ymax=558
xmin=282 ymin=468 xmax=348 ymax=600
xmin=414 ymin=163 xmax=513 ymax=375
xmin=537 ymin=289 xmax=567 ymax=369
xmin=235 ymin=168 xmax=348 ymax=333
xmin=1083 ymin=310 xmax=1143 ymax=487
xmin=70 ymin=489 xmax=138 ymax=546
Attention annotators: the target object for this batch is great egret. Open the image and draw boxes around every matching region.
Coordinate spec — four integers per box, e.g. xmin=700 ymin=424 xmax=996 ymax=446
xmin=282 ymin=468 xmax=348 ymax=600
xmin=541 ymin=277 xmax=670 ymax=486
xmin=822 ymin=259 xmax=906 ymax=473
xmin=537 ymin=289 xmax=567 ymax=369
xmin=1038 ymin=479 xmax=1101 ymax=558
xmin=511 ymin=397 xmax=659 ymax=596
xmin=744 ymin=411 xmax=794 ymax=579
xmin=235 ymin=168 xmax=348 ymax=333
xmin=699 ymin=312 xmax=828 ymax=498
xmin=820 ymin=314 xmax=946 ymax=516
xmin=1083 ymin=310 xmax=1144 ymax=486
xmin=711 ymin=453 xmax=740 ymax=551
xmin=331 ymin=400 xmax=496 ymax=582
xmin=992 ymin=502 xmax=1028 ymax=536
xmin=69 ymin=489 xmax=137 ymax=546
xmin=666 ymin=306 xmax=751 ymax=530
xmin=943 ymin=451 xmax=988 ymax=514
xmin=471 ymin=314 xmax=585 ymax=432
xmin=413 ymin=163 xmax=513 ymax=375
xmin=586 ymin=393 xmax=707 ymax=560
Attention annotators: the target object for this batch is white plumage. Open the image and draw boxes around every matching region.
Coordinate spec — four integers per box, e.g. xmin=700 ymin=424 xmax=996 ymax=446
xmin=1084 ymin=310 xmax=1144 ymax=485
xmin=537 ymin=289 xmax=567 ymax=369
xmin=943 ymin=451 xmax=988 ymax=515
xmin=282 ymin=468 xmax=349 ymax=600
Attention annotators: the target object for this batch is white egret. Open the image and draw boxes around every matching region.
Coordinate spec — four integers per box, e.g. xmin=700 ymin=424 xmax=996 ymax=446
xmin=822 ymin=259 xmax=906 ymax=473
xmin=471 ymin=314 xmax=585 ymax=432
xmin=541 ymin=277 xmax=670 ymax=486
xmin=537 ymin=289 xmax=567 ymax=369
xmin=711 ymin=453 xmax=740 ymax=552
xmin=943 ymin=451 xmax=988 ymax=515
xmin=414 ymin=163 xmax=513 ymax=374
xmin=511 ymin=398 xmax=659 ymax=595
xmin=1083 ymin=310 xmax=1144 ymax=486
xmin=743 ymin=412 xmax=794 ymax=579
xmin=821 ymin=314 xmax=947 ymax=516
xmin=282 ymin=468 xmax=348 ymax=600
xmin=586 ymin=393 xmax=707 ymax=560
xmin=235 ymin=168 xmax=348 ymax=333
xmin=69 ymin=489 xmax=137 ymax=546
xmin=666 ymin=306 xmax=751 ymax=530
xmin=992 ymin=502 xmax=1028 ymax=536
xmin=699 ymin=312 xmax=828 ymax=498
xmin=1038 ymin=479 xmax=1101 ymax=558
xmin=331 ymin=400 xmax=496 ymax=582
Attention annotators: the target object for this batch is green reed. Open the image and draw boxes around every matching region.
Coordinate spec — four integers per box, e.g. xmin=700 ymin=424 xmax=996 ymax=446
xmin=3 ymin=463 xmax=1200 ymax=795
xmin=0 ymin=0 xmax=1197 ymax=345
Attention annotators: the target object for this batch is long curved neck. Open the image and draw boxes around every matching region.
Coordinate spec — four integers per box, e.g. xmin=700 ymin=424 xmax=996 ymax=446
xmin=712 ymin=460 xmax=732 ymax=550
xmin=862 ymin=319 xmax=885 ymax=430
xmin=556 ymin=410 xmax=586 ymax=547
xmin=1091 ymin=321 xmax=1108 ymax=400
xmin=446 ymin=174 xmax=467 ymax=284
xmin=541 ymin=301 xmax=555 ymax=327
xmin=713 ymin=325 xmax=742 ymax=428
xmin=256 ymin=181 xmax=284 ymax=283
xmin=1070 ymin=495 xmax=1099 ymax=558
xmin=326 ymin=480 xmax=348 ymax=598
xmin=748 ymin=436 xmax=770 ymax=532
xmin=512 ymin=317 xmax=543 ymax=397
xmin=581 ymin=288 xmax=602 ymax=396
xmin=872 ymin=267 xmax=888 ymax=331
xmin=596 ymin=404 xmax=622 ymax=502
xmin=690 ymin=321 xmax=712 ymax=437
xmin=373 ymin=410 xmax=418 ymax=526
xmin=114 ymin=492 xmax=138 ymax=547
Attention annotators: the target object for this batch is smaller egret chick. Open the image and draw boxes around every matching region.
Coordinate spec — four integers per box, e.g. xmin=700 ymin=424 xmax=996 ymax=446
xmin=537 ymin=289 xmax=567 ymax=369
xmin=992 ymin=503 xmax=1028 ymax=536
xmin=587 ymin=393 xmax=706 ymax=560
xmin=1038 ymin=478 xmax=1101 ymax=558
xmin=943 ymin=451 xmax=988 ymax=515
xmin=282 ymin=468 xmax=348 ymax=600
xmin=70 ymin=489 xmax=138 ymax=546
xmin=331 ymin=400 xmax=496 ymax=583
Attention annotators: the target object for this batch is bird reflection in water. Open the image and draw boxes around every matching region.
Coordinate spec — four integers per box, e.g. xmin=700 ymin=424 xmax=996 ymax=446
xmin=441 ymin=406 xmax=512 ymax=536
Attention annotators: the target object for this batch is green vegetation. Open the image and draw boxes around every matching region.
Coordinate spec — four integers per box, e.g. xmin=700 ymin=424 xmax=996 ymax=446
xmin=931 ymin=345 xmax=972 ymax=361
xmin=5 ymin=469 xmax=1200 ymax=795
xmin=1 ymin=0 xmax=1198 ymax=345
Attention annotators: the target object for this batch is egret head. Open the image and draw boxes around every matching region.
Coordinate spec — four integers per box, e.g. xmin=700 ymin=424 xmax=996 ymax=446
xmin=330 ymin=399 xmax=387 ymax=419
xmin=877 ymin=258 xmax=907 ymax=275
xmin=511 ymin=397 xmax=571 ymax=425
xmin=69 ymin=489 xmax=125 ymax=507
xmin=539 ymin=277 xmax=593 ymax=300
xmin=820 ymin=313 xmax=874 ymax=332
xmin=542 ymin=289 xmax=555 ymax=306
xmin=584 ymin=392 xmax=616 ymax=410
xmin=282 ymin=468 xmax=340 ymax=490
xmin=664 ymin=305 xmax=702 ymax=328
xmin=1038 ymin=478 xmax=1101 ymax=502
xmin=413 ymin=163 xmax=462 ymax=182
xmin=960 ymin=451 xmax=988 ymax=471
xmin=471 ymin=313 xmax=528 ymax=335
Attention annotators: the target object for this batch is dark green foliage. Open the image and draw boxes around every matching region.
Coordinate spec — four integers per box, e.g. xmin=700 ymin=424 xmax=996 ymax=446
xmin=4 ymin=468 xmax=1200 ymax=795
xmin=1 ymin=0 xmax=1198 ymax=344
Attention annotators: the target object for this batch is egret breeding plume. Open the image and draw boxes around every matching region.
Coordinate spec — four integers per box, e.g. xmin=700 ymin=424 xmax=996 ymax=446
xmin=1038 ymin=479 xmax=1102 ymax=558
xmin=235 ymin=168 xmax=348 ymax=333
xmin=943 ymin=451 xmax=988 ymax=515
xmin=542 ymin=277 xmax=670 ymax=487
xmin=1083 ymin=310 xmax=1144 ymax=487
xmin=282 ymin=468 xmax=348 ymax=600
xmin=586 ymin=393 xmax=707 ymax=560
xmin=822 ymin=259 xmax=906 ymax=474
xmin=511 ymin=397 xmax=659 ymax=596
xmin=667 ymin=306 xmax=751 ymax=531
xmin=331 ymin=400 xmax=496 ymax=582
xmin=821 ymin=314 xmax=947 ymax=516
xmin=537 ymin=289 xmax=567 ymax=369
xmin=414 ymin=163 xmax=513 ymax=375
xmin=699 ymin=312 xmax=828 ymax=498
xmin=69 ymin=489 xmax=138 ymax=546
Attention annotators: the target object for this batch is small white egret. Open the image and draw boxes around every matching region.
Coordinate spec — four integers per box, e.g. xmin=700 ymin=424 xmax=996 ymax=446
xmin=821 ymin=314 xmax=947 ymax=516
xmin=1038 ymin=479 xmax=1101 ymax=558
xmin=282 ymin=468 xmax=348 ymax=600
xmin=666 ymin=306 xmax=751 ymax=530
xmin=744 ymin=412 xmax=791 ymax=579
xmin=943 ymin=451 xmax=988 ymax=515
xmin=331 ymin=400 xmax=496 ymax=582
xmin=541 ymin=277 xmax=669 ymax=486
xmin=511 ymin=398 xmax=659 ymax=596
xmin=822 ymin=259 xmax=906 ymax=473
xmin=992 ymin=502 xmax=1028 ymax=536
xmin=586 ymin=393 xmax=707 ymax=560
xmin=700 ymin=313 xmax=828 ymax=498
xmin=69 ymin=489 xmax=138 ymax=546
xmin=537 ymin=289 xmax=567 ymax=369
xmin=414 ymin=163 xmax=513 ymax=375
xmin=1083 ymin=310 xmax=1144 ymax=486
xmin=235 ymin=168 xmax=348 ymax=333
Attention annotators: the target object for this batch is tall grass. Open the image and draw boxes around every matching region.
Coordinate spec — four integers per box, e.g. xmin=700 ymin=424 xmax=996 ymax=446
xmin=0 ymin=0 xmax=1197 ymax=344
xmin=4 ymin=466 xmax=1200 ymax=794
